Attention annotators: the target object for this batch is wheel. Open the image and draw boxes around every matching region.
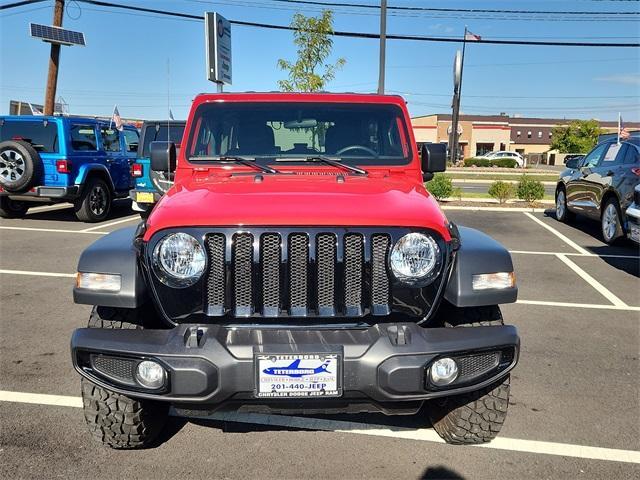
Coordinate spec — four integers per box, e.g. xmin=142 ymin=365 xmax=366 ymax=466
xmin=601 ymin=198 xmax=624 ymax=245
xmin=428 ymin=304 xmax=511 ymax=445
xmin=0 ymin=196 xmax=29 ymax=218
xmin=0 ymin=140 xmax=43 ymax=193
xmin=555 ymin=187 xmax=574 ymax=223
xmin=81 ymin=306 xmax=168 ymax=449
xmin=74 ymin=178 xmax=112 ymax=223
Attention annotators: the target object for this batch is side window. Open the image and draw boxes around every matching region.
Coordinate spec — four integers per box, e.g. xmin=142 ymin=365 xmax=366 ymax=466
xmin=122 ymin=129 xmax=139 ymax=153
xmin=581 ymin=143 xmax=607 ymax=168
xmin=623 ymin=145 xmax=639 ymax=165
xmin=70 ymin=124 xmax=97 ymax=151
xmin=599 ymin=143 xmax=624 ymax=166
xmin=100 ymin=127 xmax=121 ymax=152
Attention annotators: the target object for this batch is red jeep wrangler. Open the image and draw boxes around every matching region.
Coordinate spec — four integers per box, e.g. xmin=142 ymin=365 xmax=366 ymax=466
xmin=71 ymin=93 xmax=519 ymax=449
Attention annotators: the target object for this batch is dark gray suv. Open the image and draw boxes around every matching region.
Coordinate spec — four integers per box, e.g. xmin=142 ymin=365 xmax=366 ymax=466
xmin=555 ymin=137 xmax=640 ymax=244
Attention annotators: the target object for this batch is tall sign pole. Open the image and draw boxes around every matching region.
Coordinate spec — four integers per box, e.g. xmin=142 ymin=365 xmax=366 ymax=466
xmin=205 ymin=12 xmax=232 ymax=92
xmin=449 ymin=50 xmax=463 ymax=163
xmin=44 ymin=0 xmax=64 ymax=115
xmin=377 ymin=0 xmax=387 ymax=95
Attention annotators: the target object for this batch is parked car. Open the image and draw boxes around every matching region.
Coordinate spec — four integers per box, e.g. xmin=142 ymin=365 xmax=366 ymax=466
xmin=71 ymin=92 xmax=520 ymax=449
xmin=563 ymin=154 xmax=584 ymax=165
xmin=129 ymin=120 xmax=186 ymax=217
xmin=625 ymin=184 xmax=640 ymax=245
xmin=555 ymin=137 xmax=640 ymax=244
xmin=0 ymin=115 xmax=139 ymax=222
xmin=482 ymin=151 xmax=524 ymax=167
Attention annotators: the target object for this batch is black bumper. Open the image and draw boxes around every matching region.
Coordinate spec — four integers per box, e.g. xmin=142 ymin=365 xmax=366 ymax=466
xmin=1 ymin=185 xmax=80 ymax=200
xmin=71 ymin=322 xmax=519 ymax=406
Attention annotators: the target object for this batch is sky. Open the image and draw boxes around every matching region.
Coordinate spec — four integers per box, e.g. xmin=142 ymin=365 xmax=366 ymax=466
xmin=1 ymin=0 xmax=639 ymax=122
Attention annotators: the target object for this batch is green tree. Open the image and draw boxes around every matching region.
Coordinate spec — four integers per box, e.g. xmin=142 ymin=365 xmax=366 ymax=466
xmin=277 ymin=10 xmax=346 ymax=92
xmin=550 ymin=119 xmax=603 ymax=153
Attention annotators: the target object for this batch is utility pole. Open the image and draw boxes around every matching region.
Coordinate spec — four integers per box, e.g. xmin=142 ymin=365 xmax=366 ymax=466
xmin=44 ymin=0 xmax=64 ymax=115
xmin=377 ymin=0 xmax=387 ymax=95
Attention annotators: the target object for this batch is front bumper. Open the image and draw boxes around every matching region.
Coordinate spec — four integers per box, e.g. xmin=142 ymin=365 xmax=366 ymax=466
xmin=71 ymin=322 xmax=519 ymax=407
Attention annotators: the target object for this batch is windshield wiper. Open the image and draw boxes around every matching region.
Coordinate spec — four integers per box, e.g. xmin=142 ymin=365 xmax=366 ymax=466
xmin=191 ymin=155 xmax=280 ymax=174
xmin=278 ymin=156 xmax=367 ymax=175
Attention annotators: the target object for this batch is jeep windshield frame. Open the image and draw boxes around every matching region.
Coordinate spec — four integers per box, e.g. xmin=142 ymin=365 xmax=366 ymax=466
xmin=185 ymin=102 xmax=412 ymax=167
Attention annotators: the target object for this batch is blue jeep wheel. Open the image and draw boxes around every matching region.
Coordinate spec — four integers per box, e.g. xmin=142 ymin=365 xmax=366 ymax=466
xmin=75 ymin=178 xmax=111 ymax=223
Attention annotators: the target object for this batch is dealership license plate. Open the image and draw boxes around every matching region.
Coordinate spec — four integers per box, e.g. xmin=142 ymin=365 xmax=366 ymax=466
xmin=255 ymin=354 xmax=341 ymax=398
xmin=136 ymin=191 xmax=155 ymax=203
xmin=630 ymin=224 xmax=640 ymax=243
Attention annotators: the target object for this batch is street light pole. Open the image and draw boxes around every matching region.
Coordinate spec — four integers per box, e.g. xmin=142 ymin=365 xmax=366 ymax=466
xmin=44 ymin=0 xmax=64 ymax=115
xmin=377 ymin=0 xmax=387 ymax=95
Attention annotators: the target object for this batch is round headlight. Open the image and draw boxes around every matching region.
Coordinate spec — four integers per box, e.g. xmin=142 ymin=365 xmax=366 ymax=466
xmin=153 ymin=232 xmax=206 ymax=288
xmin=390 ymin=233 xmax=440 ymax=285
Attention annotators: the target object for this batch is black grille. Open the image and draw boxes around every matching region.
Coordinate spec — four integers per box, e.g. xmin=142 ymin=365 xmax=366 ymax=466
xmin=233 ymin=234 xmax=253 ymax=316
xmin=91 ymin=355 xmax=136 ymax=386
xmin=457 ymin=352 xmax=500 ymax=382
xmin=204 ymin=230 xmax=394 ymax=318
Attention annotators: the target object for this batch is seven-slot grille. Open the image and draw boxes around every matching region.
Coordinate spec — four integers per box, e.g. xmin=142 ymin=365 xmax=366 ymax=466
xmin=204 ymin=231 xmax=392 ymax=318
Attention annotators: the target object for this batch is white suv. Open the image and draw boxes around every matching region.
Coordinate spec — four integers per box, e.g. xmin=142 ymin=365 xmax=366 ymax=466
xmin=484 ymin=151 xmax=525 ymax=167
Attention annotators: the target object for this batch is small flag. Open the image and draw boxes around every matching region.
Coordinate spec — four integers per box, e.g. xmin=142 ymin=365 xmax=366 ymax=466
xmin=620 ymin=118 xmax=630 ymax=140
xmin=28 ymin=103 xmax=43 ymax=115
xmin=464 ymin=30 xmax=481 ymax=41
xmin=169 ymin=109 xmax=175 ymax=121
xmin=111 ymin=106 xmax=124 ymax=131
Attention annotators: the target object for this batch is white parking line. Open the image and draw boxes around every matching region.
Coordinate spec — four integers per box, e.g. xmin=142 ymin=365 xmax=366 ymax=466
xmin=555 ymin=253 xmax=628 ymax=307
xmin=80 ymin=216 xmax=140 ymax=232
xmin=0 ymin=269 xmax=76 ymax=278
xmin=510 ymin=250 xmax=640 ymax=260
xmin=0 ymin=390 xmax=638 ymax=464
xmin=522 ymin=212 xmax=591 ymax=255
xmin=516 ymin=300 xmax=640 ymax=312
xmin=0 ymin=226 xmax=107 ymax=235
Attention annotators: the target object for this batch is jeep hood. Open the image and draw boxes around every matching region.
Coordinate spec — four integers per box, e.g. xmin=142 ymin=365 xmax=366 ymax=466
xmin=144 ymin=173 xmax=450 ymax=241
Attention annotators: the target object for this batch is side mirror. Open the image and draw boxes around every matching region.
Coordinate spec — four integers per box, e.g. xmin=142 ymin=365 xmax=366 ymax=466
xmin=421 ymin=143 xmax=447 ymax=181
xmin=565 ymin=158 xmax=580 ymax=169
xmin=150 ymin=141 xmax=176 ymax=172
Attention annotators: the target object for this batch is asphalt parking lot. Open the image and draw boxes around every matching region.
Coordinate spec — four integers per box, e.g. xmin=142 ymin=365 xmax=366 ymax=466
xmin=1 ymin=203 xmax=638 ymax=479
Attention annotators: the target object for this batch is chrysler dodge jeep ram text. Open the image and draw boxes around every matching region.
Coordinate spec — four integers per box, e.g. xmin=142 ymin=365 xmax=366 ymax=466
xmin=71 ymin=93 xmax=520 ymax=449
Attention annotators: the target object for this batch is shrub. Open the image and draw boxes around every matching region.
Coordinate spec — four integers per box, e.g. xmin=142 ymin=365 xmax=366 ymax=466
xmin=463 ymin=158 xmax=518 ymax=168
xmin=426 ymin=173 xmax=453 ymax=201
xmin=488 ymin=181 xmax=515 ymax=204
xmin=516 ymin=175 xmax=545 ymax=205
xmin=452 ymin=186 xmax=463 ymax=201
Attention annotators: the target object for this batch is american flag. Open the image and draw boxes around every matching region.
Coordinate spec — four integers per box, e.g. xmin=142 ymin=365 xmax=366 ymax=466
xmin=169 ymin=108 xmax=175 ymax=121
xmin=28 ymin=103 xmax=43 ymax=116
xmin=464 ymin=30 xmax=481 ymax=41
xmin=620 ymin=117 xmax=630 ymax=140
xmin=111 ymin=106 xmax=124 ymax=131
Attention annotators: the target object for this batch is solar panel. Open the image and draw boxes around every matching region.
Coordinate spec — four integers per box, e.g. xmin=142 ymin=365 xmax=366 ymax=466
xmin=29 ymin=23 xmax=86 ymax=46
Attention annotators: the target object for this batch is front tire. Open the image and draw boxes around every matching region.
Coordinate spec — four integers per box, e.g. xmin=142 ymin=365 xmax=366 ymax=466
xmin=428 ymin=304 xmax=511 ymax=445
xmin=81 ymin=306 xmax=168 ymax=449
xmin=601 ymin=198 xmax=624 ymax=245
xmin=555 ymin=187 xmax=573 ymax=223
xmin=75 ymin=178 xmax=112 ymax=223
xmin=0 ymin=196 xmax=29 ymax=218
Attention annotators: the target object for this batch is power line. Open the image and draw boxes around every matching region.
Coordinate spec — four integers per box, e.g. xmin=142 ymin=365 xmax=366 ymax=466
xmin=0 ymin=0 xmax=48 ymax=10
xmin=75 ymin=1 xmax=640 ymax=48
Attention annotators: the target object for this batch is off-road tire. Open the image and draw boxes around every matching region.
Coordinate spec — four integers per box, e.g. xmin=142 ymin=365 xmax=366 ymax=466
xmin=555 ymin=186 xmax=574 ymax=223
xmin=428 ymin=303 xmax=511 ymax=445
xmin=74 ymin=177 xmax=112 ymax=223
xmin=0 ymin=140 xmax=43 ymax=193
xmin=81 ymin=306 xmax=168 ymax=449
xmin=0 ymin=196 xmax=29 ymax=218
xmin=601 ymin=197 xmax=624 ymax=245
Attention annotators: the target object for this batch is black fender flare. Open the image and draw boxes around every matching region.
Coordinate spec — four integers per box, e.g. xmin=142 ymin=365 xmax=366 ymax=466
xmin=444 ymin=226 xmax=518 ymax=307
xmin=73 ymin=225 xmax=148 ymax=308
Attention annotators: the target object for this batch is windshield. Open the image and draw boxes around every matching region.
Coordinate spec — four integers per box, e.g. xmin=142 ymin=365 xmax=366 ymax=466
xmin=0 ymin=120 xmax=58 ymax=152
xmin=141 ymin=124 xmax=185 ymax=157
xmin=187 ymin=103 xmax=411 ymax=165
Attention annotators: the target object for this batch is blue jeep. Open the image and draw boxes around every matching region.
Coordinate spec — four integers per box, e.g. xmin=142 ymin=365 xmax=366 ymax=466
xmin=0 ymin=115 xmax=139 ymax=222
xmin=129 ymin=120 xmax=185 ymax=217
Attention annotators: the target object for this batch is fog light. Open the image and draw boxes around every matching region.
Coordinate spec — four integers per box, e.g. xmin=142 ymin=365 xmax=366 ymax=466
xmin=76 ymin=272 xmax=121 ymax=292
xmin=135 ymin=360 xmax=166 ymax=389
xmin=430 ymin=357 xmax=459 ymax=386
xmin=472 ymin=272 xmax=516 ymax=290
